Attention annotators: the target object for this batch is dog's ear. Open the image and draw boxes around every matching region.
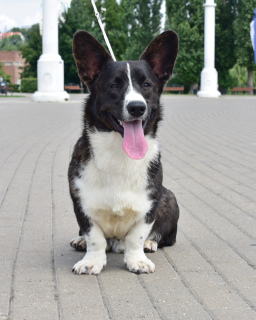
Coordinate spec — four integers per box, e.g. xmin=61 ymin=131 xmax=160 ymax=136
xmin=73 ymin=31 xmax=113 ymax=90
xmin=140 ymin=30 xmax=179 ymax=87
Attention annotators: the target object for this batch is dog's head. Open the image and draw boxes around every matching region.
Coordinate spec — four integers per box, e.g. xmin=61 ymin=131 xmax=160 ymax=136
xmin=73 ymin=30 xmax=178 ymax=160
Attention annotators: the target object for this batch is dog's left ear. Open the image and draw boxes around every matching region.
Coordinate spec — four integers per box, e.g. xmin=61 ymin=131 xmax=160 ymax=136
xmin=73 ymin=30 xmax=113 ymax=91
xmin=140 ymin=30 xmax=179 ymax=87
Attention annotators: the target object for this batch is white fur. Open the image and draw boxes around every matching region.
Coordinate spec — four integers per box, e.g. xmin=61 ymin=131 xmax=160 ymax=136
xmin=73 ymin=123 xmax=159 ymax=274
xmin=124 ymin=221 xmax=155 ymax=273
xmin=123 ymin=63 xmax=147 ymax=120
xmin=75 ymin=130 xmax=159 ymax=240
xmin=72 ymin=223 xmax=107 ymax=275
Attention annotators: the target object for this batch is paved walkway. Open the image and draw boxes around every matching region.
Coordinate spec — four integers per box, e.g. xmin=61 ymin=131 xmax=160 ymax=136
xmin=0 ymin=94 xmax=256 ymax=320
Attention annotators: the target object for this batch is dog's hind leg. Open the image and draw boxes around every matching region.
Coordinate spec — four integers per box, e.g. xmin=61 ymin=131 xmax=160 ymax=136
xmin=110 ymin=239 xmax=125 ymax=253
xmin=70 ymin=235 xmax=87 ymax=251
xmin=106 ymin=238 xmax=125 ymax=253
xmin=151 ymin=187 xmax=179 ymax=248
xmin=144 ymin=238 xmax=158 ymax=253
xmin=109 ymin=238 xmax=156 ymax=254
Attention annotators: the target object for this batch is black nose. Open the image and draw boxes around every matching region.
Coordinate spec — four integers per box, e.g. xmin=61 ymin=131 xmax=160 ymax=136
xmin=127 ymin=101 xmax=146 ymax=118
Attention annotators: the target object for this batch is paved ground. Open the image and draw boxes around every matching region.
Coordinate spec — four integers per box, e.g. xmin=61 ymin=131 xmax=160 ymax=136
xmin=0 ymin=94 xmax=256 ymax=320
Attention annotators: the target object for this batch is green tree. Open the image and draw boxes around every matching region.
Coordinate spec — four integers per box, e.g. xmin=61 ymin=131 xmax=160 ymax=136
xmin=215 ymin=0 xmax=237 ymax=90
xmin=59 ymin=0 xmax=163 ymax=83
xmin=19 ymin=24 xmax=42 ymax=78
xmin=59 ymin=0 xmax=129 ymax=84
xmin=10 ymin=27 xmax=22 ymax=32
xmin=59 ymin=0 xmax=164 ymax=83
xmin=104 ymin=0 xmax=127 ymax=60
xmin=234 ymin=0 xmax=256 ymax=89
xmin=59 ymin=0 xmax=106 ymax=85
xmin=0 ymin=63 xmax=11 ymax=82
xmin=120 ymin=0 xmax=163 ymax=60
xmin=229 ymin=64 xmax=250 ymax=87
xmin=165 ymin=0 xmax=204 ymax=92
xmin=0 ymin=34 xmax=24 ymax=51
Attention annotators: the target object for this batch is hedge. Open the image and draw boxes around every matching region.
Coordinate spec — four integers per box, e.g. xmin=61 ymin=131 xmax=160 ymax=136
xmin=21 ymin=78 xmax=37 ymax=93
xmin=8 ymin=84 xmax=20 ymax=92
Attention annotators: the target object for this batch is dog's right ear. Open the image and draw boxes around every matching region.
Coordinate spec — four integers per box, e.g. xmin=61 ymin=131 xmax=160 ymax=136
xmin=73 ymin=31 xmax=113 ymax=91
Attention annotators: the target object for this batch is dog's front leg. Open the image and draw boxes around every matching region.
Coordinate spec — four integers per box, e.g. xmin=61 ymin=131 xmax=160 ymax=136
xmin=124 ymin=221 xmax=155 ymax=274
xmin=72 ymin=222 xmax=107 ymax=275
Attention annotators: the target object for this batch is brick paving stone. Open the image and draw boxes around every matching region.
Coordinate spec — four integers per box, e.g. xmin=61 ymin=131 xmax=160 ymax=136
xmin=1 ymin=95 xmax=256 ymax=320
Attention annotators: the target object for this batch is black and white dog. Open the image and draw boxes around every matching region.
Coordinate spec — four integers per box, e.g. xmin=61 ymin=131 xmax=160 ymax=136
xmin=68 ymin=30 xmax=179 ymax=275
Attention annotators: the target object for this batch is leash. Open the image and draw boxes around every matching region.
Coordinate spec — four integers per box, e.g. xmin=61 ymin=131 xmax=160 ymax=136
xmin=91 ymin=0 xmax=116 ymax=61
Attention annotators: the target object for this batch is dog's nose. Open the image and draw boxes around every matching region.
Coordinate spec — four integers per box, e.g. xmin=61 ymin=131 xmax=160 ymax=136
xmin=127 ymin=101 xmax=146 ymax=118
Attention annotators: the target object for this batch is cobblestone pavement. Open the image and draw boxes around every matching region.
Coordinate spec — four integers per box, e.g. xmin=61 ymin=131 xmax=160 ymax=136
xmin=0 ymin=94 xmax=256 ymax=320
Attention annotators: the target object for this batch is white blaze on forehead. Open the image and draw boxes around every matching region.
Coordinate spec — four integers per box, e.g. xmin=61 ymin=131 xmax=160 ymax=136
xmin=123 ymin=63 xmax=147 ymax=114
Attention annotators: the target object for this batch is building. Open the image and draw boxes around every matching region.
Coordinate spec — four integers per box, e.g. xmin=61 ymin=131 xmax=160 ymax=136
xmin=0 ymin=51 xmax=25 ymax=84
xmin=0 ymin=32 xmax=24 ymax=41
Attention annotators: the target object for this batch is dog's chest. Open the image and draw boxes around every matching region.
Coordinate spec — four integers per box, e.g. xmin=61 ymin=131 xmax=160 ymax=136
xmin=75 ymin=131 xmax=159 ymax=238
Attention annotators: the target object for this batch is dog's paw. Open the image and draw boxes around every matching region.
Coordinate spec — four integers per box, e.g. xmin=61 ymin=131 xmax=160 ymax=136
xmin=70 ymin=236 xmax=87 ymax=251
xmin=124 ymin=253 xmax=155 ymax=274
xmin=72 ymin=255 xmax=106 ymax=275
xmin=144 ymin=239 xmax=158 ymax=253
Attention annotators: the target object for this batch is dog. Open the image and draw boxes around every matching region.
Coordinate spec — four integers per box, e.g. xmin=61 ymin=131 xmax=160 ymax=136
xmin=68 ymin=30 xmax=179 ymax=275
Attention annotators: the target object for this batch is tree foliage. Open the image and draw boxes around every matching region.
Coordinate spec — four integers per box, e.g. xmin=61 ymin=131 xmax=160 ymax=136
xmin=0 ymin=63 xmax=11 ymax=82
xmin=165 ymin=0 xmax=204 ymax=89
xmin=59 ymin=0 xmax=104 ymax=85
xmin=59 ymin=0 xmax=164 ymax=83
xmin=19 ymin=24 xmax=42 ymax=78
xmin=0 ymin=35 xmax=24 ymax=51
xmin=166 ymin=0 xmax=256 ymax=90
xmin=120 ymin=0 xmax=163 ymax=60
xmin=234 ymin=0 xmax=256 ymax=86
xmin=104 ymin=0 xmax=127 ymax=60
xmin=5 ymin=0 xmax=255 ymax=90
xmin=215 ymin=0 xmax=237 ymax=89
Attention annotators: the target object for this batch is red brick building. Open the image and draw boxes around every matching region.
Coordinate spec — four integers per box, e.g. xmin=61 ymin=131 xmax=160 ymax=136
xmin=0 ymin=51 xmax=25 ymax=84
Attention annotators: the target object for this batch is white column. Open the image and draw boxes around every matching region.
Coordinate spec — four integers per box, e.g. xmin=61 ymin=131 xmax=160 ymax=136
xmin=32 ymin=0 xmax=69 ymax=102
xmin=197 ymin=0 xmax=221 ymax=98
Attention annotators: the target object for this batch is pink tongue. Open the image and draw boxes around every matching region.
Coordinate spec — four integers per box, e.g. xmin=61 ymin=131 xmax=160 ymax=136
xmin=122 ymin=120 xmax=148 ymax=160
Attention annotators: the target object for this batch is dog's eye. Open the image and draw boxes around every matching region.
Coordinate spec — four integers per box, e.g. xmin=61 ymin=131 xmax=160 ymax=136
xmin=110 ymin=83 xmax=118 ymax=89
xmin=144 ymin=82 xmax=151 ymax=88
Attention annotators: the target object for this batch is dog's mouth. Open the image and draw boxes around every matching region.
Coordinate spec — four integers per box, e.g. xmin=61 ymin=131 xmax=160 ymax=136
xmin=108 ymin=113 xmax=148 ymax=160
xmin=108 ymin=113 xmax=124 ymax=135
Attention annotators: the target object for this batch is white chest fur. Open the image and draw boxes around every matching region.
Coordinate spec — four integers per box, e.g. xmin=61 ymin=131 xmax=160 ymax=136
xmin=75 ymin=131 xmax=159 ymax=239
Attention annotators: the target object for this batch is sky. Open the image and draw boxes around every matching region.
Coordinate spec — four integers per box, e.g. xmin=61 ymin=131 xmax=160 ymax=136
xmin=0 ymin=0 xmax=71 ymax=33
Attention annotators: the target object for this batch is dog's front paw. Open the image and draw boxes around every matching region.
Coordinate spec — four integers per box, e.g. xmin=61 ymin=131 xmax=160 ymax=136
xmin=72 ymin=255 xmax=106 ymax=275
xmin=124 ymin=253 xmax=155 ymax=274
xmin=70 ymin=236 xmax=87 ymax=251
